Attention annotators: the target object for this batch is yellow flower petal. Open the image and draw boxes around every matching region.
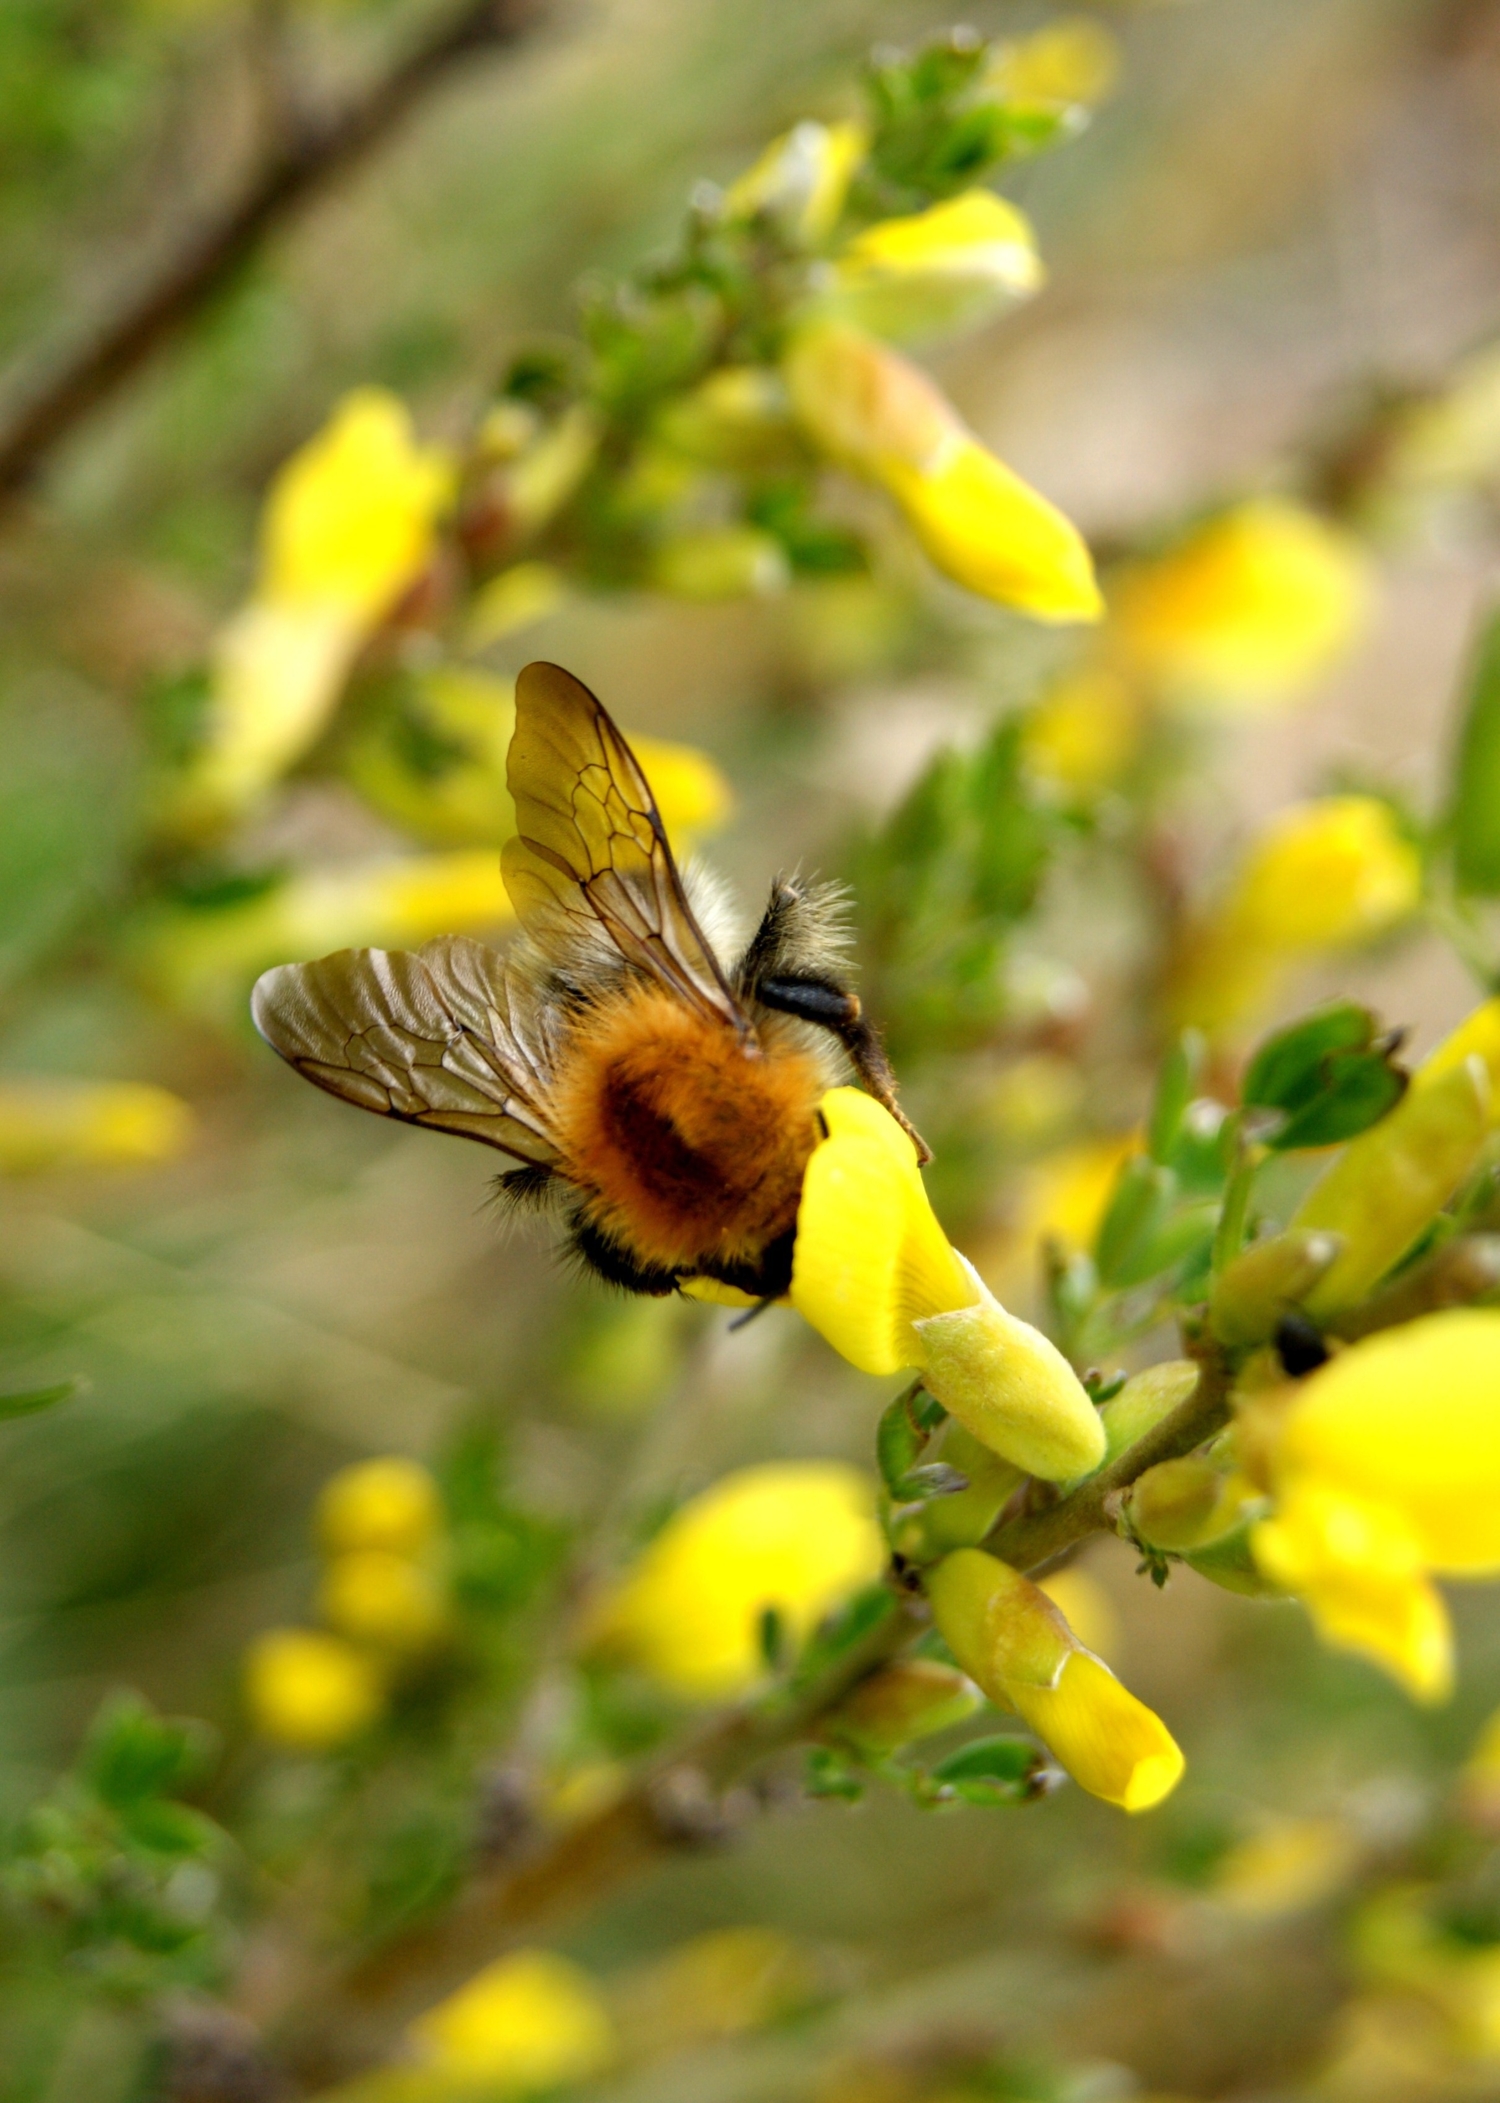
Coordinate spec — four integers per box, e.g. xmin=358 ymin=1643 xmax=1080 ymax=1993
xmin=831 ymin=190 xmax=1043 ymax=340
xmin=883 ymin=437 xmax=1103 ymax=622
xmin=586 ymin=1462 xmax=883 ymax=1702
xmin=318 ymin=1552 xmax=449 ymax=1652
xmin=1222 ymin=797 xmax=1422 ymax=950
xmin=724 ymin=120 xmax=868 ymax=246
xmin=790 ymin=1088 xmax=973 ymax=1375
xmin=1011 ymin=1650 xmax=1185 ymax=1812
xmin=410 ymin=1949 xmax=615 ymax=2087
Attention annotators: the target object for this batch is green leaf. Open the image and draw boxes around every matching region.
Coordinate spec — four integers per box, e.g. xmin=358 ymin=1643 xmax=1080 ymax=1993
xmin=791 ymin=1584 xmax=895 ymax=1693
xmin=804 ymin=1746 xmax=865 ymax=1802
xmin=81 ymin=1692 xmax=215 ymax=1809
xmin=1094 ymin=1156 xmax=1176 ymax=1287
xmin=1451 ymin=603 xmax=1500 ymax=894
xmin=930 ymin=1734 xmax=1057 ymax=1804
xmin=0 ymin=1376 xmax=83 ymax=1418
xmin=1243 ymin=1002 xmax=1407 ymax=1150
xmin=1148 ymin=1032 xmax=1205 ymax=1164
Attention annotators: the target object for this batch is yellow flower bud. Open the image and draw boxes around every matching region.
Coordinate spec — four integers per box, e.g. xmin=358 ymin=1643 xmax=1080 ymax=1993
xmin=823 ymin=1657 xmax=980 ymax=1754
xmin=0 ymin=1078 xmax=194 ymax=1174
xmin=790 ymin=1090 xmax=1105 ymax=1480
xmin=723 ymin=120 xmax=868 ymax=247
xmin=828 ymin=190 xmax=1043 ymax=341
xmin=409 ymin=1948 xmax=616 ymax=2087
xmin=783 ymin=324 xmax=1101 ymax=622
xmin=1293 ymin=1059 xmax=1489 ymax=1317
xmin=1095 ymin=1360 xmax=1201 ymax=1469
xmin=1129 ymin=1456 xmax=1242 ymax=1554
xmin=1109 ymin=498 xmax=1372 ymax=709
xmin=584 ymin=1462 xmax=884 ymax=1702
xmin=653 ymin=366 xmax=797 ymax=472
xmin=501 ymin=404 xmax=600 ymax=539
xmin=984 ymin=19 xmax=1121 ymax=110
xmin=1250 ymin=1310 xmax=1500 ymax=1700
xmin=926 ymin=1550 xmax=1184 ymax=1811
xmin=318 ymin=1551 xmax=449 ymax=1653
xmin=243 ymin=1628 xmax=384 ymax=1750
xmin=317 ymin=1456 xmax=442 ymax=1558
xmin=464 ymin=561 xmax=569 ymax=650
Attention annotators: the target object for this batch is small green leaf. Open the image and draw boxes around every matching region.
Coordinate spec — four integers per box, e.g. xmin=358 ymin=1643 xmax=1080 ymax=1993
xmin=1148 ymin=1032 xmax=1205 ymax=1163
xmin=791 ymin=1584 xmax=895 ymax=1693
xmin=1243 ymin=1003 xmax=1407 ymax=1150
xmin=0 ymin=1377 xmax=83 ymax=1419
xmin=804 ymin=1746 xmax=865 ymax=1802
xmin=81 ymin=1692 xmax=215 ymax=1809
xmin=1451 ymin=604 xmax=1500 ymax=895
xmin=930 ymin=1734 xmax=1057 ymax=1804
xmin=758 ymin=1604 xmax=788 ymax=1672
xmin=1094 ymin=1156 xmax=1176 ymax=1287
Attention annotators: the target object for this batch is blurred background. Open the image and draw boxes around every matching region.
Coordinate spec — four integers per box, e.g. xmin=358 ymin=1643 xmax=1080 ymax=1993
xmin=4 ymin=0 xmax=1500 ymax=2098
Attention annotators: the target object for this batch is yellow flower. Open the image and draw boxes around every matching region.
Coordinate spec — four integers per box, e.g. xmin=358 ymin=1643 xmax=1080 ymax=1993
xmin=925 ymin=1549 xmax=1183 ymax=1811
xmin=0 ymin=1078 xmax=194 ymax=1174
xmin=615 ymin=1928 xmax=813 ymax=2058
xmin=792 ymin=1091 xmax=1105 ymax=1480
xmin=653 ymin=366 xmax=797 ymax=473
xmin=243 ymin=1628 xmax=384 ymax=1750
xmin=318 ymin=1551 xmax=449 ymax=1652
xmin=829 ymin=190 xmax=1043 ymax=340
xmin=984 ymin=18 xmax=1122 ymax=111
xmin=317 ymin=1456 xmax=443 ymax=1557
xmin=410 ymin=1949 xmax=616 ymax=2089
xmin=1249 ymin=1310 xmax=1500 ymax=1701
xmin=723 ymin=120 xmax=868 ymax=247
xmin=1109 ymin=498 xmax=1372 ymax=708
xmin=783 ymin=324 xmax=1101 ymax=622
xmin=1167 ymin=797 xmax=1422 ymax=1034
xmin=584 ymin=1461 xmax=883 ymax=1702
xmin=1022 ymin=665 xmax=1143 ymax=794
xmin=1037 ymin=1565 xmax=1121 ymax=1663
xmin=1211 ymin=1816 xmax=1360 ymax=1917
xmin=464 ymin=561 xmax=569 ymax=649
xmin=182 ymin=390 xmax=451 ymax=825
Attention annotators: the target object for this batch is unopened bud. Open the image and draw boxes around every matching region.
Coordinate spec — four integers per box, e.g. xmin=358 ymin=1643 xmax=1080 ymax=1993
xmin=823 ymin=1658 xmax=980 ymax=1754
xmin=317 ymin=1457 xmax=442 ymax=1558
xmin=915 ymin=1281 xmax=1106 ymax=1482
xmin=1130 ymin=1456 xmax=1233 ymax=1554
xmin=651 ymin=526 xmax=790 ymax=600
xmin=1211 ymin=1229 xmax=1344 ymax=1347
xmin=1094 ymin=1360 xmax=1199 ymax=1469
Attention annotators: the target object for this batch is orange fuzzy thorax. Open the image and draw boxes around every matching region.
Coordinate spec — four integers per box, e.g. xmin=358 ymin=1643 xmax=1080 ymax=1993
xmin=551 ymin=986 xmax=825 ymax=1271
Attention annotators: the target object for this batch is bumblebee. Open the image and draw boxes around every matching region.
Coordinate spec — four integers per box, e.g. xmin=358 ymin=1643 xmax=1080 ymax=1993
xmin=252 ymin=662 xmax=924 ymax=1299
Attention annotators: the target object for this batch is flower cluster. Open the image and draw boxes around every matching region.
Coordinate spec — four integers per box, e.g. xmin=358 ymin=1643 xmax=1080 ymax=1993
xmin=244 ymin=1455 xmax=450 ymax=1751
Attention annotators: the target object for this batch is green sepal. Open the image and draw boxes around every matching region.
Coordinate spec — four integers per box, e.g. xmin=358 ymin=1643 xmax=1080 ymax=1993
xmin=804 ymin=1746 xmax=865 ymax=1802
xmin=1149 ymin=1031 xmax=1206 ymax=1163
xmin=928 ymin=1734 xmax=1058 ymax=1805
xmin=0 ymin=1377 xmax=83 ymax=1420
xmin=1094 ymin=1156 xmax=1178 ymax=1287
xmin=1450 ymin=602 xmax=1500 ymax=894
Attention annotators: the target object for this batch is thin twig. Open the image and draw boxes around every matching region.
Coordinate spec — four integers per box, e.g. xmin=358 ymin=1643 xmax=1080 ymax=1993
xmin=0 ymin=0 xmax=544 ymax=500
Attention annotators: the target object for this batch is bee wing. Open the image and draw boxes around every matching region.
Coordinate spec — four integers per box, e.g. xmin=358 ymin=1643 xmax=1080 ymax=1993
xmin=502 ymin=660 xmax=746 ymax=1031
xmin=251 ymin=935 xmax=562 ymax=1163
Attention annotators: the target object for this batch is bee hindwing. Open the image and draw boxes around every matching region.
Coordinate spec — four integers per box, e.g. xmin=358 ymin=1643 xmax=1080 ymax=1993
xmin=251 ymin=937 xmax=561 ymax=1164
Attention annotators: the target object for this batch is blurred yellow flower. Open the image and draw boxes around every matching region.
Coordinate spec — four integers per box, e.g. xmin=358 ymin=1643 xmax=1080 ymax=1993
xmin=182 ymin=390 xmax=451 ymax=825
xmin=724 ymin=120 xmax=868 ymax=246
xmin=1022 ymin=665 xmax=1143 ymax=794
xmin=319 ymin=1551 xmax=449 ymax=1652
xmin=317 ymin=1456 xmax=443 ymax=1558
xmin=985 ymin=18 xmax=1122 ymax=110
xmin=243 ymin=1628 xmax=384 ymax=1750
xmin=464 ymin=561 xmax=569 ymax=649
xmin=584 ymin=1461 xmax=883 ymax=1701
xmin=926 ymin=1548 xmax=1183 ymax=1811
xmin=1037 ymin=1565 xmax=1121 ymax=1663
xmin=654 ymin=366 xmax=797 ymax=473
xmin=829 ymin=190 xmax=1043 ymax=340
xmin=409 ymin=1949 xmax=616 ymax=2088
xmin=791 ymin=1089 xmax=1105 ymax=1479
xmin=1008 ymin=1132 xmax=1140 ymax=1257
xmin=783 ymin=324 xmax=1101 ymax=622
xmin=1211 ymin=1815 xmax=1360 ymax=1917
xmin=0 ymin=1078 xmax=194 ymax=1174
xmin=1167 ymin=797 xmax=1421 ymax=1034
xmin=1249 ymin=1310 xmax=1500 ymax=1701
xmin=1109 ymin=498 xmax=1372 ymax=708
xmin=615 ymin=1927 xmax=815 ymax=2060
xmin=1354 ymin=1885 xmax=1500 ymax=2059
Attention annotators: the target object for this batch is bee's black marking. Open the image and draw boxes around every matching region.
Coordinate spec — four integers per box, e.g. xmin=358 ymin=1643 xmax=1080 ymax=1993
xmin=1274 ymin=1310 xmax=1329 ymax=1377
xmin=495 ymin=1161 xmax=557 ymax=1211
xmin=567 ymin=1214 xmax=682 ymax=1297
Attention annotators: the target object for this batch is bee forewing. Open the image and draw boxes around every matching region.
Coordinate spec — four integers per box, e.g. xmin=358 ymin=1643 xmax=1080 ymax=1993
xmin=504 ymin=661 xmax=746 ymax=1032
xmin=251 ymin=939 xmax=561 ymax=1163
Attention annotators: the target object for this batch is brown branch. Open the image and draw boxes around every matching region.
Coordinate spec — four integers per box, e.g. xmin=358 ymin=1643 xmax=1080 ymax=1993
xmin=0 ymin=0 xmax=545 ymax=500
xmin=256 ymin=1591 xmax=924 ymax=2089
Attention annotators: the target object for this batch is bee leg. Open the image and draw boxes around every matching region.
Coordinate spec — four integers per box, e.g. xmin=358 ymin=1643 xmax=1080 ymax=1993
xmin=754 ymin=976 xmax=932 ymax=1164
